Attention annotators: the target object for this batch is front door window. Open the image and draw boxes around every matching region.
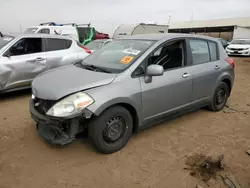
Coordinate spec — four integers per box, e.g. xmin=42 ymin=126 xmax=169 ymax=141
xmin=148 ymin=40 xmax=185 ymax=70
xmin=9 ymin=38 xmax=43 ymax=56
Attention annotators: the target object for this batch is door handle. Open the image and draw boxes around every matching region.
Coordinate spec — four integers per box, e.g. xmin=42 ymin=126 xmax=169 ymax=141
xmin=36 ymin=57 xmax=45 ymax=61
xmin=27 ymin=57 xmax=45 ymax=63
xmin=26 ymin=59 xmax=36 ymax=63
xmin=182 ymin=73 xmax=191 ymax=78
xmin=214 ymin=65 xmax=221 ymax=70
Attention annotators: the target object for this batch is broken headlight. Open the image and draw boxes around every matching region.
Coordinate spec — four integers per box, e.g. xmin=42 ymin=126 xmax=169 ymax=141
xmin=46 ymin=92 xmax=94 ymax=117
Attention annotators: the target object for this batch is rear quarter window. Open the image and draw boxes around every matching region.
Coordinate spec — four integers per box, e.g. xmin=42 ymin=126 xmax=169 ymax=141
xmin=65 ymin=39 xmax=72 ymax=48
xmin=208 ymin=41 xmax=218 ymax=61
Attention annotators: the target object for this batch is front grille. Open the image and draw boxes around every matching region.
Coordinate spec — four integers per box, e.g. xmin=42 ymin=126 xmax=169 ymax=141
xmin=229 ymin=48 xmax=244 ymax=51
xmin=34 ymin=98 xmax=56 ymax=115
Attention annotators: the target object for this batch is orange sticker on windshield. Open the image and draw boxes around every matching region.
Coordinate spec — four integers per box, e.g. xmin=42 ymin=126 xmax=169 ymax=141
xmin=120 ymin=56 xmax=134 ymax=64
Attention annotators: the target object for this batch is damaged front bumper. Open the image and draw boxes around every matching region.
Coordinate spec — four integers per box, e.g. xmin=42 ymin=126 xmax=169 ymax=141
xmin=29 ymin=99 xmax=93 ymax=145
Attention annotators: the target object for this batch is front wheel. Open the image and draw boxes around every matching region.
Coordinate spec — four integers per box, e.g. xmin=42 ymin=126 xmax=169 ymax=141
xmin=208 ymin=82 xmax=229 ymax=112
xmin=88 ymin=106 xmax=133 ymax=154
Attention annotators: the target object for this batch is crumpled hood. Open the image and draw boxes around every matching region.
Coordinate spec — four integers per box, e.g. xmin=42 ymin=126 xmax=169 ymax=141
xmin=227 ymin=44 xmax=250 ymax=49
xmin=32 ymin=65 xmax=117 ymax=100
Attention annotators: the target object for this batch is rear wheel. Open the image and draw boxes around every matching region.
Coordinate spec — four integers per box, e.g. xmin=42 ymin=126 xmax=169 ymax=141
xmin=208 ymin=82 xmax=229 ymax=112
xmin=88 ymin=106 xmax=133 ymax=154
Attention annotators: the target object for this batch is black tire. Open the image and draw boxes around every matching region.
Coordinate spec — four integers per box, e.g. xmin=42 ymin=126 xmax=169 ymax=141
xmin=88 ymin=106 xmax=133 ymax=154
xmin=208 ymin=82 xmax=229 ymax=112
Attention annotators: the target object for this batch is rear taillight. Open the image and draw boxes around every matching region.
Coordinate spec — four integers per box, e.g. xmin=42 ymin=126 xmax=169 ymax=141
xmin=80 ymin=45 xmax=91 ymax=54
xmin=225 ymin=57 xmax=235 ymax=68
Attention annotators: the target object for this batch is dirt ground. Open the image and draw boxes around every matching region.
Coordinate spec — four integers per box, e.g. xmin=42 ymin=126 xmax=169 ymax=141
xmin=0 ymin=57 xmax=250 ymax=188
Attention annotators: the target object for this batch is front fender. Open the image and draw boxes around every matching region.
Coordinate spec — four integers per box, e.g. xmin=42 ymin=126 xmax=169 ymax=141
xmin=84 ymin=78 xmax=142 ymax=124
xmin=90 ymin=97 xmax=139 ymax=116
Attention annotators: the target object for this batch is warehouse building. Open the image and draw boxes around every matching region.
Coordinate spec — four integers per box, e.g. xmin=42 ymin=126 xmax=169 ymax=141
xmin=169 ymin=17 xmax=250 ymax=41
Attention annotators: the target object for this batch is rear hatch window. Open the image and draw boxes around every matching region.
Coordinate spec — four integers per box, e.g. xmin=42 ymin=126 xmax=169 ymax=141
xmin=77 ymin=27 xmax=95 ymax=45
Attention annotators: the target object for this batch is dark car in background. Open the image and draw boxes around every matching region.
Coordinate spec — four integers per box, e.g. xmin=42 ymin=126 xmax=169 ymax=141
xmin=218 ymin=38 xmax=229 ymax=49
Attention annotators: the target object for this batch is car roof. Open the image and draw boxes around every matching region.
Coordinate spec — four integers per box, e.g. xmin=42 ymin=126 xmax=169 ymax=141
xmin=14 ymin=33 xmax=73 ymax=40
xmin=118 ymin=33 xmax=219 ymax=42
xmin=1 ymin=35 xmax=15 ymax=38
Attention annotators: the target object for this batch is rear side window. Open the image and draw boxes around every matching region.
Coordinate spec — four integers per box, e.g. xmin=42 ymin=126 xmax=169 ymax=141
xmin=189 ymin=39 xmax=210 ymax=65
xmin=208 ymin=42 xmax=218 ymax=61
xmin=46 ymin=38 xmax=72 ymax=51
xmin=38 ymin=29 xmax=50 ymax=34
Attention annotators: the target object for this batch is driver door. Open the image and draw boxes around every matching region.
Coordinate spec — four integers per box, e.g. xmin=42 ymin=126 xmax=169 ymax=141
xmin=1 ymin=37 xmax=47 ymax=90
xmin=140 ymin=39 xmax=193 ymax=125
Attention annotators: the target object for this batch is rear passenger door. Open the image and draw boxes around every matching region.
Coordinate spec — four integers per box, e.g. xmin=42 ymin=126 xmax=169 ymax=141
xmin=45 ymin=38 xmax=78 ymax=70
xmin=188 ymin=39 xmax=221 ymax=104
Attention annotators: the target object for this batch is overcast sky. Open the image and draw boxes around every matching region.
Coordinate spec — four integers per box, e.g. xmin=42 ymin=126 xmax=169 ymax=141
xmin=0 ymin=0 xmax=250 ymax=35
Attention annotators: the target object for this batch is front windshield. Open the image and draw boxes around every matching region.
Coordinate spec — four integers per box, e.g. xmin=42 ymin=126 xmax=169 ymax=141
xmin=231 ymin=39 xmax=250 ymax=45
xmin=0 ymin=36 xmax=14 ymax=49
xmin=81 ymin=39 xmax=155 ymax=73
xmin=23 ymin=27 xmax=38 ymax=33
xmin=85 ymin=41 xmax=104 ymax=50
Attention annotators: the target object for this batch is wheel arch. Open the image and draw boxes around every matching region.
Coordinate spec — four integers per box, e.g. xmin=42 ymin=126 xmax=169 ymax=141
xmin=221 ymin=78 xmax=232 ymax=96
xmin=91 ymin=100 xmax=140 ymax=133
xmin=215 ymin=73 xmax=233 ymax=96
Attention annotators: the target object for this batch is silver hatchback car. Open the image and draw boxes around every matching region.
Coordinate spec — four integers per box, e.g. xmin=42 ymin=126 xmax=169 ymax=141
xmin=30 ymin=33 xmax=235 ymax=154
xmin=0 ymin=34 xmax=89 ymax=93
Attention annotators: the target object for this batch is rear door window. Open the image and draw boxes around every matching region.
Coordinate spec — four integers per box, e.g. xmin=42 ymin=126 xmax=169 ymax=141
xmin=46 ymin=38 xmax=72 ymax=51
xmin=189 ymin=39 xmax=210 ymax=65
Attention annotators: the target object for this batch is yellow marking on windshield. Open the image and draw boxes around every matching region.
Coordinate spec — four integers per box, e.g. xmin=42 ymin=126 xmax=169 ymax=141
xmin=120 ymin=56 xmax=134 ymax=64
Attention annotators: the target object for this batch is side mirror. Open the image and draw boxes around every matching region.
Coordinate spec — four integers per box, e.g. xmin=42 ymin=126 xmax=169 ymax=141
xmin=9 ymin=47 xmax=16 ymax=54
xmin=147 ymin=64 xmax=164 ymax=77
xmin=144 ymin=64 xmax=164 ymax=83
xmin=3 ymin=51 xmax=11 ymax=58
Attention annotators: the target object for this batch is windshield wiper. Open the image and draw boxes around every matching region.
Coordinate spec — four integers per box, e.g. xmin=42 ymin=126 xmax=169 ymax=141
xmin=81 ymin=64 xmax=111 ymax=73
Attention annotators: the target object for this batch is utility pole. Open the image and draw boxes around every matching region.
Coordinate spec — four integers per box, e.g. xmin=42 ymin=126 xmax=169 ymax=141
xmin=168 ymin=15 xmax=171 ymax=25
xmin=19 ymin=24 xmax=22 ymax=33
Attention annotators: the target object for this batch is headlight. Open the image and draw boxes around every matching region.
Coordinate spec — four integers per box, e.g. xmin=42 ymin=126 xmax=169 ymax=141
xmin=31 ymin=94 xmax=35 ymax=99
xmin=46 ymin=92 xmax=94 ymax=117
